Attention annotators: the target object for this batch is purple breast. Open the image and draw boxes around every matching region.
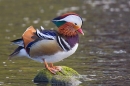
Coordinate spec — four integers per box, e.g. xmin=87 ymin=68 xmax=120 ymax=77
xmin=66 ymin=34 xmax=79 ymax=48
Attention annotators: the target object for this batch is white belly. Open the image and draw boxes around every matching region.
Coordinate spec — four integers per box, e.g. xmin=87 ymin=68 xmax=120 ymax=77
xmin=31 ymin=43 xmax=78 ymax=63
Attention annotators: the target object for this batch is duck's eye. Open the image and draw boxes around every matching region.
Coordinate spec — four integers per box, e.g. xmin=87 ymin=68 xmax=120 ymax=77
xmin=74 ymin=23 xmax=77 ymax=25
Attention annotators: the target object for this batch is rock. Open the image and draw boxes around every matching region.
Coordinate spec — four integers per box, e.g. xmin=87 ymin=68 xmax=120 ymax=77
xmin=34 ymin=66 xmax=81 ymax=86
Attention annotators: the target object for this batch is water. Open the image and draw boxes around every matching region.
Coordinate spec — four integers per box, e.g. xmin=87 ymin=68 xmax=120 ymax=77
xmin=0 ymin=0 xmax=130 ymax=86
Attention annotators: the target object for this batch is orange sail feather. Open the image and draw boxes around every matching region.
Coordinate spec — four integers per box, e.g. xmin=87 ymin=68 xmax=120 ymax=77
xmin=22 ymin=26 xmax=36 ymax=48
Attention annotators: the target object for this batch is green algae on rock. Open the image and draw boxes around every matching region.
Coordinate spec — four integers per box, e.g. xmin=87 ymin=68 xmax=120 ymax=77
xmin=34 ymin=66 xmax=81 ymax=85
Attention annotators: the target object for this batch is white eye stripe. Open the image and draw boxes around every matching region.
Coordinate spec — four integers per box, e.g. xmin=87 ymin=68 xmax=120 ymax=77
xmin=60 ymin=15 xmax=82 ymax=27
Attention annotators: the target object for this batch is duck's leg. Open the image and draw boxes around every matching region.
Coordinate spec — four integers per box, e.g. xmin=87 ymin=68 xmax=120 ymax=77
xmin=43 ymin=60 xmax=59 ymax=74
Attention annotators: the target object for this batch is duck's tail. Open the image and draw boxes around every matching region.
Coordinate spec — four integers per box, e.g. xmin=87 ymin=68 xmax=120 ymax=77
xmin=8 ymin=46 xmax=24 ymax=59
xmin=9 ymin=38 xmax=28 ymax=59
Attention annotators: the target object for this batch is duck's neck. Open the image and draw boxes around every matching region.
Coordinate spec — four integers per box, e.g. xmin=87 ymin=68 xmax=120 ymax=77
xmin=64 ymin=34 xmax=79 ymax=48
xmin=57 ymin=22 xmax=79 ymax=48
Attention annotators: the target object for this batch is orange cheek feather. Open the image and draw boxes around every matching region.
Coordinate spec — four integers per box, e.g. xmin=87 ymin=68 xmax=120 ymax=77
xmin=58 ymin=22 xmax=77 ymax=36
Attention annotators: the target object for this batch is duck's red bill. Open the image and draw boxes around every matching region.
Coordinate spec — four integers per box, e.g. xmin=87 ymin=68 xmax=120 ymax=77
xmin=77 ymin=28 xmax=84 ymax=35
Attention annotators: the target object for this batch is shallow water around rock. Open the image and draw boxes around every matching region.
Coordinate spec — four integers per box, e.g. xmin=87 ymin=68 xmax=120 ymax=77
xmin=0 ymin=0 xmax=130 ymax=86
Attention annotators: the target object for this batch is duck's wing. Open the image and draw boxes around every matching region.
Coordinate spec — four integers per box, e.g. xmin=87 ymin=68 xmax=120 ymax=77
xmin=9 ymin=26 xmax=54 ymax=58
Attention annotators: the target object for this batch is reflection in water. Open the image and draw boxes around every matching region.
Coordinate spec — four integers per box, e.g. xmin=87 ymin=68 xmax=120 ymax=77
xmin=36 ymin=82 xmax=80 ymax=86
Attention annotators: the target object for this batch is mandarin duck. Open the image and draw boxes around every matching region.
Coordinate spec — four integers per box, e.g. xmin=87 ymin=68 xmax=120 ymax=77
xmin=9 ymin=13 xmax=84 ymax=74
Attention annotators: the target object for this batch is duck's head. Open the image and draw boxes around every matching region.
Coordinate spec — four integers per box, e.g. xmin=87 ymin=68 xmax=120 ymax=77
xmin=52 ymin=13 xmax=84 ymax=36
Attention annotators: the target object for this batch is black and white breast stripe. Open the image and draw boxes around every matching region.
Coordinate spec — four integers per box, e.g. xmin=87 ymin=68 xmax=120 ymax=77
xmin=56 ymin=36 xmax=71 ymax=51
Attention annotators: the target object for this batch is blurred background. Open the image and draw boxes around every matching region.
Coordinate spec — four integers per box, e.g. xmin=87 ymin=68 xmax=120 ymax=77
xmin=0 ymin=0 xmax=130 ymax=86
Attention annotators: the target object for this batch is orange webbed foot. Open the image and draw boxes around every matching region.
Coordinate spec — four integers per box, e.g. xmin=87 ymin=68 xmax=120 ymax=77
xmin=46 ymin=66 xmax=60 ymax=74
xmin=43 ymin=60 xmax=62 ymax=74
